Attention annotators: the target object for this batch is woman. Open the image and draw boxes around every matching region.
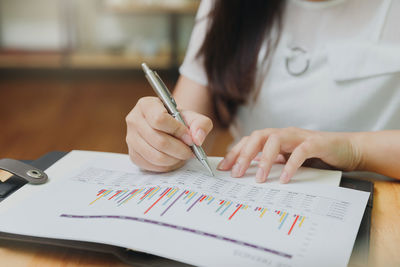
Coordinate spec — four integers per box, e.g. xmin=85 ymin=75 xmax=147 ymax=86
xmin=126 ymin=0 xmax=400 ymax=183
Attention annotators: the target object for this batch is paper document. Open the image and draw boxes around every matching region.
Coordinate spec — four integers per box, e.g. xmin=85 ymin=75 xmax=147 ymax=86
xmin=0 ymin=151 xmax=369 ymax=267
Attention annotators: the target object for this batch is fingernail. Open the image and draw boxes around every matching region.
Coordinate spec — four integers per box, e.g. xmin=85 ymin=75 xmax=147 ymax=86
xmin=182 ymin=134 xmax=194 ymax=146
xmin=231 ymin=162 xmax=241 ymax=178
xmin=256 ymin=168 xmax=265 ymax=183
xmin=217 ymin=159 xmax=226 ymax=170
xmin=280 ymin=171 xmax=289 ymax=183
xmin=195 ymin=129 xmax=206 ymax=145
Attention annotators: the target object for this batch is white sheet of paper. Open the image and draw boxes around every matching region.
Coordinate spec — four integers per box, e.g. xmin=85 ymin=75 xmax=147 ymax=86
xmin=0 ymin=151 xmax=369 ymax=267
xmin=192 ymin=156 xmax=342 ymax=187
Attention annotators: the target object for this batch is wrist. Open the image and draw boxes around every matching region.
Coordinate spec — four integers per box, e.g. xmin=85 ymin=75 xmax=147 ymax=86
xmin=348 ymin=132 xmax=366 ymax=171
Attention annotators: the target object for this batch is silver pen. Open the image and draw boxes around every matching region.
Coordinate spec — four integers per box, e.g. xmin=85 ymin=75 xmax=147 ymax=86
xmin=141 ymin=63 xmax=215 ymax=177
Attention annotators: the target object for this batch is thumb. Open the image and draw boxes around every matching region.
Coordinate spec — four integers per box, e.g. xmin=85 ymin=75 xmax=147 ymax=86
xmin=181 ymin=110 xmax=213 ymax=146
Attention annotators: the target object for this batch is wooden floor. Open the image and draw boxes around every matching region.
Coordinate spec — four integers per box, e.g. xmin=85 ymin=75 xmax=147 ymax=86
xmin=0 ymin=70 xmax=231 ymax=161
xmin=0 ymin=71 xmax=152 ymax=160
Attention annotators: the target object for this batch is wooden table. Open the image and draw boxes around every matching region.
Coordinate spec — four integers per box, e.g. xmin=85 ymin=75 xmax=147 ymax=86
xmin=0 ymin=170 xmax=399 ymax=266
xmin=369 ymin=180 xmax=400 ymax=266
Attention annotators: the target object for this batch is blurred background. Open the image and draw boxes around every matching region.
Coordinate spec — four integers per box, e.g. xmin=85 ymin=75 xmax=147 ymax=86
xmin=0 ymin=0 xmax=231 ymax=160
xmin=0 ymin=0 xmax=197 ymax=69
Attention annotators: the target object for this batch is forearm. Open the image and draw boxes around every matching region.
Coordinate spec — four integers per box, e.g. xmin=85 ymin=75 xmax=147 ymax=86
xmin=173 ymin=75 xmax=215 ymax=120
xmin=353 ymin=130 xmax=400 ymax=179
xmin=172 ymin=75 xmax=221 ymax=153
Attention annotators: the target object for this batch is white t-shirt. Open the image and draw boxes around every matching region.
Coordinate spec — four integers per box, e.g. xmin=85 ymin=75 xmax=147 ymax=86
xmin=180 ymin=0 xmax=400 ymax=142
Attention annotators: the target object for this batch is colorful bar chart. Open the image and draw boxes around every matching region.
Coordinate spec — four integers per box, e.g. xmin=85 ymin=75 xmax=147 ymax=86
xmin=90 ymin=188 xmax=305 ymax=232
xmin=255 ymin=206 xmax=268 ymax=218
xmin=275 ymin=210 xmax=306 ymax=235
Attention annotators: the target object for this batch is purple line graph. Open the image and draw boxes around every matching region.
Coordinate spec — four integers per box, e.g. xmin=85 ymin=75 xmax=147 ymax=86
xmin=60 ymin=214 xmax=292 ymax=259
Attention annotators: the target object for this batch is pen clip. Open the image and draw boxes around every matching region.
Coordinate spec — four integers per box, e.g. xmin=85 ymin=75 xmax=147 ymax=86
xmin=154 ymin=72 xmax=177 ymax=107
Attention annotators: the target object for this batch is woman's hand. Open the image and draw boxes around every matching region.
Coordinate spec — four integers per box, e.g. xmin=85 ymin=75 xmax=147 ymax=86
xmin=217 ymin=127 xmax=362 ymax=183
xmin=126 ymin=96 xmax=213 ymax=172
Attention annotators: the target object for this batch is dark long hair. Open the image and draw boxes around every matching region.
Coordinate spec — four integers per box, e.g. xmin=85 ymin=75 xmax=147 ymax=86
xmin=198 ymin=0 xmax=285 ymax=128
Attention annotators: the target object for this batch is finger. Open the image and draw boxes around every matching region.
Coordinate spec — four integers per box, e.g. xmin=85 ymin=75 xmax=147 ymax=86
xmin=217 ymin=137 xmax=249 ymax=171
xmin=281 ymin=140 xmax=321 ymax=183
xmin=231 ymin=131 xmax=269 ymax=178
xmin=126 ymin=129 xmax=182 ymax=167
xmin=253 ymin=153 xmax=262 ymax=162
xmin=275 ymin=154 xmax=287 ymax=164
xmin=253 ymin=151 xmax=286 ymax=164
xmin=138 ymin=115 xmax=193 ymax=160
xmin=256 ymin=134 xmax=281 ymax=183
xmin=182 ymin=110 xmax=213 ymax=146
xmin=128 ymin=147 xmax=184 ymax=172
xmin=139 ymin=97 xmax=193 ymax=146
xmin=256 ymin=153 xmax=284 ymax=163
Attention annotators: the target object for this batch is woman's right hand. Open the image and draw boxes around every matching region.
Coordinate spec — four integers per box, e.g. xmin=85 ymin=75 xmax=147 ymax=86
xmin=126 ymin=96 xmax=213 ymax=172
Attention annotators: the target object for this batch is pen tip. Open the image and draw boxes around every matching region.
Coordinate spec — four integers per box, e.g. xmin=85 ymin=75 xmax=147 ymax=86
xmin=204 ymin=162 xmax=215 ymax=177
xmin=141 ymin=63 xmax=150 ymax=73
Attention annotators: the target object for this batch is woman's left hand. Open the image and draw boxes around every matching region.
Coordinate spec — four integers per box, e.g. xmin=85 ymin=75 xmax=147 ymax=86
xmin=217 ymin=127 xmax=362 ymax=183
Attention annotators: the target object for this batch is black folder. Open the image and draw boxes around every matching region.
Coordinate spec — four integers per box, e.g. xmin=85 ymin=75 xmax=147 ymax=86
xmin=0 ymin=151 xmax=373 ymax=266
